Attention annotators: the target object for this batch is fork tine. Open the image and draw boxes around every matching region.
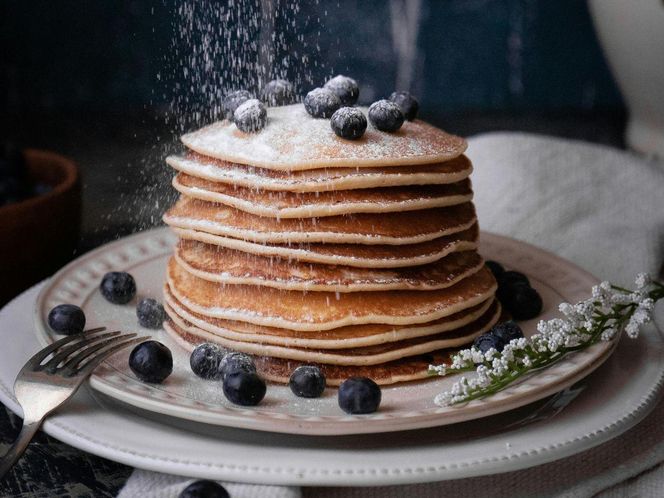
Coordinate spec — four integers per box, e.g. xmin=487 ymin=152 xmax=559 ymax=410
xmin=60 ymin=333 xmax=139 ymax=376
xmin=25 ymin=327 xmax=107 ymax=369
xmin=71 ymin=337 xmax=145 ymax=377
xmin=41 ymin=330 xmax=123 ymax=372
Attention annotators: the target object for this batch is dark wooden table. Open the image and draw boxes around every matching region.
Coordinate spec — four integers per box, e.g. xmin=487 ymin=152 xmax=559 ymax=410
xmin=0 ymin=110 xmax=627 ymax=497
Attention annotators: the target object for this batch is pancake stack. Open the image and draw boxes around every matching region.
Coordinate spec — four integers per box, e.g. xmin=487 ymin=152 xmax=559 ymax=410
xmin=163 ymin=104 xmax=499 ymax=385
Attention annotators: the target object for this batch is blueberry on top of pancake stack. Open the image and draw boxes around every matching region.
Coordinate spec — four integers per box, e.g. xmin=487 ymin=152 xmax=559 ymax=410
xmin=162 ymin=79 xmax=498 ymax=386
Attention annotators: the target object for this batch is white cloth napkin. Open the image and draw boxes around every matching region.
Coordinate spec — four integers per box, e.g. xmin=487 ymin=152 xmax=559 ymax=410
xmin=119 ymin=132 xmax=664 ymax=497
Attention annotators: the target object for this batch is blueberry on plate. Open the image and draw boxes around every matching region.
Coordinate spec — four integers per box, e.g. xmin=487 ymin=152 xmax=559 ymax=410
xmin=289 ymin=365 xmax=326 ymax=398
xmin=501 ymin=284 xmax=543 ymax=321
xmin=47 ymin=304 xmax=86 ymax=335
xmin=368 ymin=100 xmax=404 ymax=132
xmin=190 ymin=343 xmax=227 ymax=380
xmin=129 ymin=341 xmax=173 ymax=384
xmin=388 ymin=91 xmax=419 ymax=120
xmin=221 ymin=89 xmax=253 ymax=121
xmin=219 ymin=351 xmax=256 ymax=379
xmin=136 ymin=298 xmax=165 ymax=329
xmin=473 ymin=332 xmax=505 ymax=354
xmin=338 ymin=377 xmax=381 ymax=414
xmin=490 ymin=321 xmax=524 ymax=345
xmin=304 ymin=88 xmax=341 ymax=118
xmin=234 ymin=99 xmax=267 ymax=133
xmin=260 ymin=79 xmax=296 ymax=106
xmin=323 ymin=75 xmax=359 ymax=106
xmin=485 ymin=260 xmax=505 ymax=278
xmin=223 ymin=371 xmax=266 ymax=406
xmin=330 ymin=107 xmax=367 ymax=140
xmin=100 ymin=271 xmax=136 ymax=305
xmin=499 ymin=270 xmax=530 ymax=288
xmin=179 ymin=480 xmax=230 ymax=498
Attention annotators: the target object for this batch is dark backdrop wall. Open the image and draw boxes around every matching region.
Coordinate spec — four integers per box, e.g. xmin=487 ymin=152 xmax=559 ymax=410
xmin=3 ymin=0 xmax=623 ymax=123
xmin=1 ymin=0 xmax=627 ymax=259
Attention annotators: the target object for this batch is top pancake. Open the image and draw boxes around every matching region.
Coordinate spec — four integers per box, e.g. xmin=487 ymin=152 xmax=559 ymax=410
xmin=181 ymin=104 xmax=467 ymax=171
xmin=166 ymin=154 xmax=473 ymax=192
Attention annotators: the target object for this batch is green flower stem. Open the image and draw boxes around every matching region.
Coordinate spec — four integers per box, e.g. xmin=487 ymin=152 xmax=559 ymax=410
xmin=432 ymin=280 xmax=663 ymax=405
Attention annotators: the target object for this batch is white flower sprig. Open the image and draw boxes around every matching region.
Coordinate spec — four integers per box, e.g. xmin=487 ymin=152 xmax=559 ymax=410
xmin=429 ymin=273 xmax=664 ymax=406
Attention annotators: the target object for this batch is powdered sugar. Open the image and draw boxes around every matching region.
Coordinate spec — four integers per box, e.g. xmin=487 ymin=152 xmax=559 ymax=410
xmin=181 ymin=104 xmax=467 ymax=171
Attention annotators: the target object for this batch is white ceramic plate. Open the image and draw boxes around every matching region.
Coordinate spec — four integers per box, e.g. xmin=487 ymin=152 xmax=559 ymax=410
xmin=1 ymin=283 xmax=662 ymax=485
xmin=31 ymin=228 xmax=615 ymax=435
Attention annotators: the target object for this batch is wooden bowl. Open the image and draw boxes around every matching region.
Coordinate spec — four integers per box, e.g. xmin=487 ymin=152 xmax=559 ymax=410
xmin=0 ymin=150 xmax=81 ymax=305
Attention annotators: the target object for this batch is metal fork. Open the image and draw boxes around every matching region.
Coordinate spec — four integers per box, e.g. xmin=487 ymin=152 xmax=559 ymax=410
xmin=0 ymin=327 xmax=143 ymax=478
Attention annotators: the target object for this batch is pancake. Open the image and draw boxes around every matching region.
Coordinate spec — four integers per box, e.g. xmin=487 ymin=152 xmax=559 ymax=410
xmin=166 ymin=320 xmax=458 ymax=385
xmin=164 ymin=287 xmax=494 ymax=348
xmin=166 ymin=154 xmax=473 ymax=192
xmin=164 ymin=197 xmax=477 ymax=245
xmin=173 ymin=173 xmax=473 ymax=218
xmin=166 ymin=258 xmax=497 ymax=330
xmin=171 ymin=224 xmax=479 ymax=268
xmin=181 ymin=104 xmax=467 ymax=171
xmin=164 ymin=299 xmax=499 ymax=366
xmin=175 ymin=240 xmax=485 ymax=292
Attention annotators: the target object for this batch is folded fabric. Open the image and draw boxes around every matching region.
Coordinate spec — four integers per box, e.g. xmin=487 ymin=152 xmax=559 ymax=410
xmin=119 ymin=133 xmax=664 ymax=497
xmin=470 ymin=132 xmax=664 ymax=287
xmin=117 ymin=470 xmax=300 ymax=498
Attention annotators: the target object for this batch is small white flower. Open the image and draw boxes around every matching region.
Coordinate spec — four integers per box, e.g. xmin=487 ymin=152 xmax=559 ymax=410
xmin=635 ymin=273 xmax=651 ymax=290
xmin=611 ymin=293 xmax=633 ymax=305
xmin=601 ymin=327 xmax=618 ymax=341
xmin=428 ymin=364 xmax=447 ymax=376
xmin=433 ymin=271 xmax=660 ymax=406
xmin=640 ymin=298 xmax=655 ymax=312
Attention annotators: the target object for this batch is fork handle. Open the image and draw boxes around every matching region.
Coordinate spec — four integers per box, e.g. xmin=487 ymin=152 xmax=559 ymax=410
xmin=0 ymin=419 xmax=43 ymax=479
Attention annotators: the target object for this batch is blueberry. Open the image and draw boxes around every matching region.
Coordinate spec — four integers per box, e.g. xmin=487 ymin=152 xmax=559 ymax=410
xmin=473 ymin=332 xmax=506 ymax=353
xmin=338 ymin=377 xmax=381 ymax=414
xmin=223 ymin=371 xmax=266 ymax=406
xmin=330 ymin=107 xmax=367 ymax=140
xmin=388 ymin=91 xmax=419 ymax=120
xmin=260 ymin=79 xmax=296 ymax=106
xmin=304 ymin=88 xmax=341 ymax=118
xmin=323 ymin=75 xmax=359 ymax=106
xmin=234 ymin=99 xmax=267 ymax=133
xmin=179 ymin=480 xmax=230 ymax=498
xmin=190 ymin=343 xmax=227 ymax=380
xmin=129 ymin=341 xmax=173 ymax=384
xmin=221 ymin=90 xmax=253 ymax=121
xmin=136 ymin=298 xmax=165 ymax=329
xmin=485 ymin=260 xmax=505 ymax=278
xmin=289 ymin=365 xmax=326 ymax=398
xmin=490 ymin=321 xmax=524 ymax=345
xmin=499 ymin=271 xmax=530 ymax=287
xmin=501 ymin=284 xmax=543 ymax=320
xmin=100 ymin=271 xmax=136 ymax=304
xmin=47 ymin=304 xmax=86 ymax=335
xmin=219 ymin=351 xmax=256 ymax=379
xmin=368 ymin=100 xmax=404 ymax=132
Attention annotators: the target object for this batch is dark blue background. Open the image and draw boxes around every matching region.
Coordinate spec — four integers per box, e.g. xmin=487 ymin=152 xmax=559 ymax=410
xmin=3 ymin=0 xmax=623 ymax=120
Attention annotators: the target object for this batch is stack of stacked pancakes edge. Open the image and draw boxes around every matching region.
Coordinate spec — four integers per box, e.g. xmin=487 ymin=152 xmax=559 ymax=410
xmin=162 ymin=104 xmax=499 ymax=385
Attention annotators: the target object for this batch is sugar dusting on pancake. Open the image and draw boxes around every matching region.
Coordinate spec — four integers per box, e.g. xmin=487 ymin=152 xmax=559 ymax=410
xmin=181 ymin=104 xmax=467 ymax=171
